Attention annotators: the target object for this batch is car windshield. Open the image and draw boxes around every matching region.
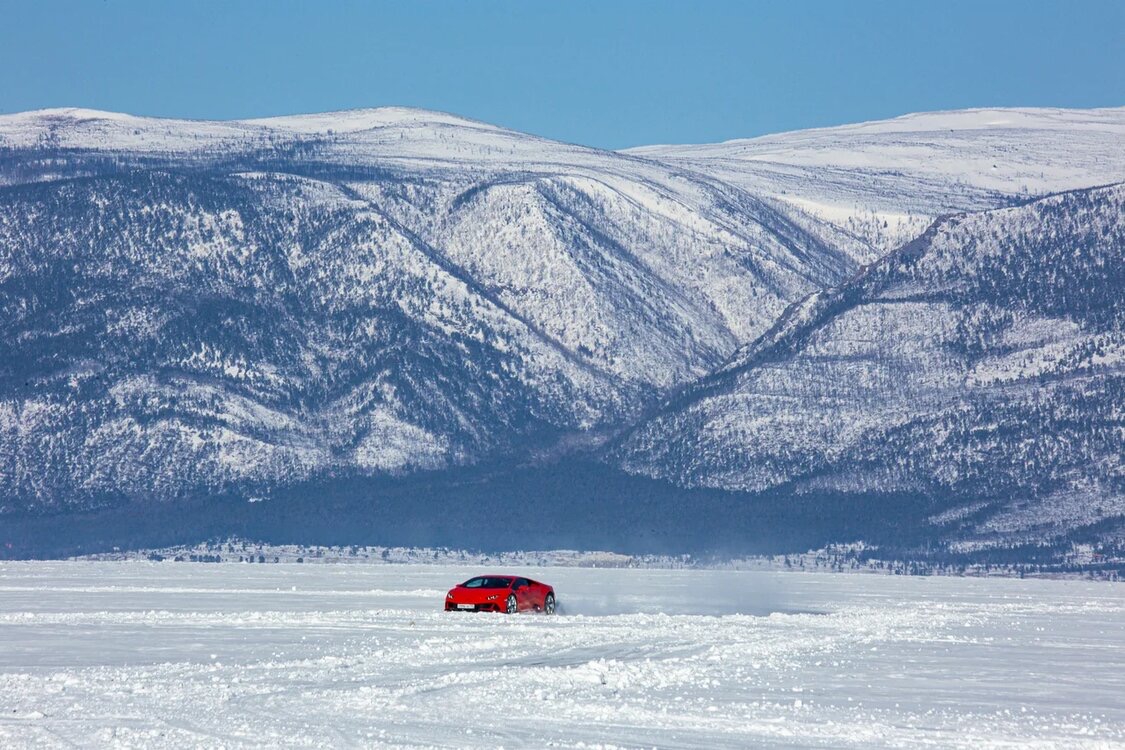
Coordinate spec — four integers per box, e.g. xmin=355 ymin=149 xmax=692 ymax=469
xmin=461 ymin=576 xmax=512 ymax=589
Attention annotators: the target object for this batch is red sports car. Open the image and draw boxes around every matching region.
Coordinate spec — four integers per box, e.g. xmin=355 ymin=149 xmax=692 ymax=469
xmin=445 ymin=575 xmax=557 ymax=614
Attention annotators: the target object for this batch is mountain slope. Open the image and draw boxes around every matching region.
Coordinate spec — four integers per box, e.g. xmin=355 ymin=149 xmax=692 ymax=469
xmin=0 ymin=108 xmax=861 ymax=513
xmin=1 ymin=105 xmax=1123 ymax=556
xmin=0 ymin=106 xmax=861 ymax=381
xmin=0 ymin=171 xmax=634 ymax=512
xmin=611 ymin=184 xmax=1125 ymax=548
xmin=628 ymin=107 xmax=1125 ymax=256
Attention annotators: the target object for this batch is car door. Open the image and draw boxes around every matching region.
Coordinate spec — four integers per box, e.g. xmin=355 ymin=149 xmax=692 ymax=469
xmin=528 ymin=579 xmax=548 ymax=610
xmin=514 ymin=578 xmax=534 ymax=611
xmin=528 ymin=580 xmax=547 ymax=609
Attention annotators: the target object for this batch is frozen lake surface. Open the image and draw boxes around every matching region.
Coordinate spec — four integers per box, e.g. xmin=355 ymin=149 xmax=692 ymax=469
xmin=0 ymin=562 xmax=1123 ymax=748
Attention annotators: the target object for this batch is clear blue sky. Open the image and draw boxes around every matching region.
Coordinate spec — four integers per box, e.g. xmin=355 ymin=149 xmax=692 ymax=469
xmin=1 ymin=0 xmax=1122 ymax=149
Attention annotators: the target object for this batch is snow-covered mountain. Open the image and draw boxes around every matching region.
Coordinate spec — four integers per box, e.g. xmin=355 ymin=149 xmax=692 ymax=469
xmin=1 ymin=105 xmax=1123 ymax=556
xmin=0 ymin=171 xmax=640 ymax=510
xmin=0 ymin=107 xmax=859 ymax=512
xmin=629 ymin=107 xmax=1125 ymax=256
xmin=1 ymin=107 xmax=867 ymax=378
xmin=612 ymin=184 xmax=1125 ymax=550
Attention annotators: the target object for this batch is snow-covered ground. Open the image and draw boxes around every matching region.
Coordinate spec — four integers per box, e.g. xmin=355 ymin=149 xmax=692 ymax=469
xmin=1 ymin=563 xmax=1122 ymax=748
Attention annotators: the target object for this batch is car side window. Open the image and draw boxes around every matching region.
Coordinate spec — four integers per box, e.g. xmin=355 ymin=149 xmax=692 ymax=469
xmin=516 ymin=578 xmax=530 ymax=589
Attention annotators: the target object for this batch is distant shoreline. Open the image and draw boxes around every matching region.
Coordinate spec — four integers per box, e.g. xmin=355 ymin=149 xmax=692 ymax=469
xmin=57 ymin=540 xmax=1124 ymax=582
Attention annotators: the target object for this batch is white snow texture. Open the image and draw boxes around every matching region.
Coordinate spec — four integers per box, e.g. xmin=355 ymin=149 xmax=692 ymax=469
xmin=0 ymin=562 xmax=1122 ymax=749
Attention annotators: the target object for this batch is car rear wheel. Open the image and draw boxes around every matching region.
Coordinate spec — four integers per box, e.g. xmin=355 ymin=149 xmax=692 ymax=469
xmin=506 ymin=593 xmax=518 ymax=614
xmin=544 ymin=593 xmax=556 ymax=615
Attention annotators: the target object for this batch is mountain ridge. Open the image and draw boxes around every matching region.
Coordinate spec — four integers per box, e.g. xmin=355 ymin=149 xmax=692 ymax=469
xmin=1 ymin=104 xmax=1123 ymax=559
xmin=611 ymin=182 xmax=1125 ymax=551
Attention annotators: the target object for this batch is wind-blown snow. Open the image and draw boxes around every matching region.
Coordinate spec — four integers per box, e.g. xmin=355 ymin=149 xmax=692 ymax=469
xmin=0 ymin=563 xmax=1121 ymax=749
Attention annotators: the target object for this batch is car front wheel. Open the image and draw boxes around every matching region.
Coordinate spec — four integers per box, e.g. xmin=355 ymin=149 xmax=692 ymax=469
xmin=506 ymin=593 xmax=518 ymax=614
xmin=544 ymin=593 xmax=556 ymax=615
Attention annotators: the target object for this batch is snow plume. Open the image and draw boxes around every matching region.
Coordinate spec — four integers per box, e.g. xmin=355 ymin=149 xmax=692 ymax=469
xmin=555 ymin=568 xmax=807 ymax=617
